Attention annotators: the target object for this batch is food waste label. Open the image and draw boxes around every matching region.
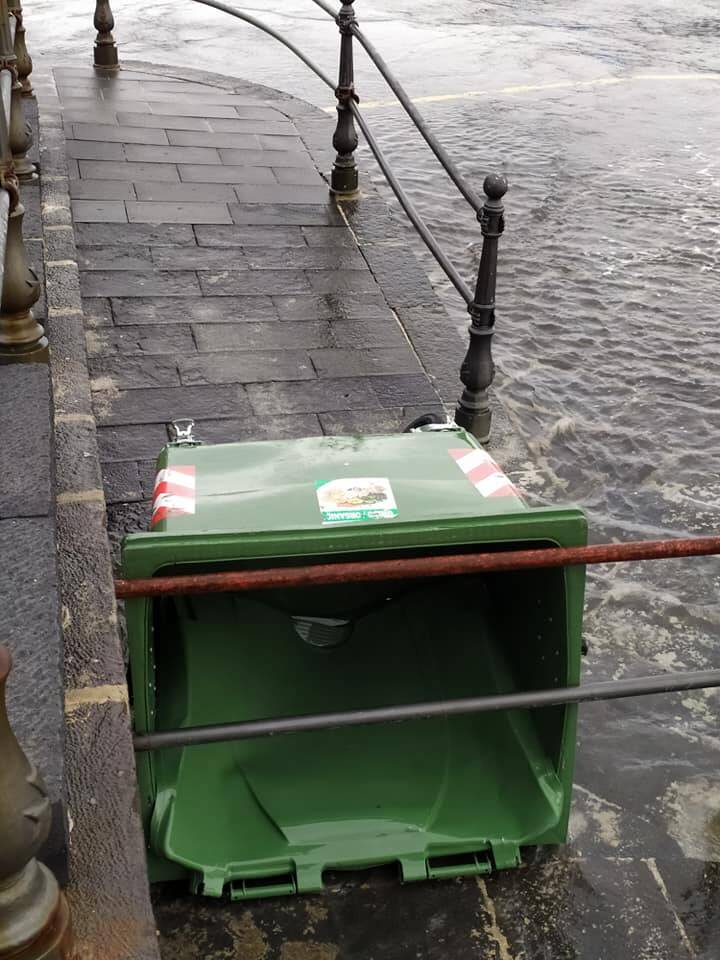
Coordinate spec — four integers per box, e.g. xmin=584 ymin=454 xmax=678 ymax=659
xmin=315 ymin=477 xmax=398 ymax=525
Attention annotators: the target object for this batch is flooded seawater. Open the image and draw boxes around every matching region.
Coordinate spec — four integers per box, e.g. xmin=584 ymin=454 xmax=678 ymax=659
xmin=37 ymin=0 xmax=720 ymax=928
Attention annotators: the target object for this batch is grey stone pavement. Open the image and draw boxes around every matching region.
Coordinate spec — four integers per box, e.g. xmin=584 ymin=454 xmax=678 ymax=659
xmin=55 ymin=63 xmax=450 ymax=557
xmin=37 ymin=62 xmax=718 ymax=960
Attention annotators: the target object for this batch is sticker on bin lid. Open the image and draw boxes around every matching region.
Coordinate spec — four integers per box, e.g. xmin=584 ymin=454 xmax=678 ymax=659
xmin=150 ymin=465 xmax=196 ymax=528
xmin=315 ymin=477 xmax=398 ymax=525
xmin=449 ymin=448 xmax=522 ymax=500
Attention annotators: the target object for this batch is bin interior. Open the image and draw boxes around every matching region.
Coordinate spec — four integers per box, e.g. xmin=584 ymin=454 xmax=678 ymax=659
xmin=148 ymin=562 xmax=573 ymax=898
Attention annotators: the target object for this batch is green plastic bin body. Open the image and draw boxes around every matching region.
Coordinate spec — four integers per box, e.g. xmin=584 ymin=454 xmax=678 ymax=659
xmin=122 ymin=429 xmax=586 ymax=899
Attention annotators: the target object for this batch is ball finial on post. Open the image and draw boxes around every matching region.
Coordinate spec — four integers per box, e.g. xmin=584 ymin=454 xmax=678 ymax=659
xmin=454 ymin=172 xmax=508 ymax=443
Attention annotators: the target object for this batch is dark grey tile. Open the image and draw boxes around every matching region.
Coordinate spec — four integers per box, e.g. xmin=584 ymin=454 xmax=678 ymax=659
xmin=150 ymin=247 xmax=248 ymax=270
xmin=302 ymin=226 xmax=355 ymax=247
xmin=97 ymin=422 xmax=174 ymax=461
xmin=258 ymin=135 xmax=305 ymax=152
xmin=320 ymin=407 xmax=441 ymax=435
xmin=133 ymin=181 xmax=237 ymax=202
xmin=147 ymin=102 xmax=240 ymax=118
xmin=126 ymin=201 xmax=232 ymax=224
xmin=311 ymin=347 xmax=422 ymax=378
xmin=111 ymin=296 xmax=277 ymax=325
xmin=208 ymin=117 xmax=296 ymax=135
xmin=370 ymin=373 xmax=439 ymax=406
xmin=179 ymin=350 xmax=314 ymax=385
xmin=225 ymin=106 xmax=287 ymax=121
xmin=124 ymin=144 xmax=221 ymax=164
xmin=247 ymin=377 xmax=381 ymax=415
xmin=71 ymin=200 xmax=128 ymax=223
xmin=69 ymin=179 xmax=136 ymax=201
xmin=193 ymin=224 xmax=305 ymax=247
xmin=78 ymin=160 xmax=180 ymax=182
xmin=66 ymin=140 xmax=125 ymax=160
xmin=61 ymin=106 xmax=120 ymax=125
xmin=272 ymin=292 xmax=393 ymax=321
xmin=198 ymin=269 xmax=311 ymax=296
xmin=102 ymin=461 xmax=143 ymax=504
xmin=229 ymin=203 xmax=343 ymax=226
xmin=330 ymin=319 xmax=407 ymax=349
xmin=193 ymin=320 xmax=331 ymax=352
xmin=233 ymin=184 xmax=330 ymax=204
xmin=94 ymin=384 xmax=251 ymax=425
xmin=274 ymin=166 xmax=325 ymax=185
xmin=75 ymin=222 xmax=196 ymax=245
xmin=82 ymin=297 xmax=114 ymax=326
xmin=178 ymin=165 xmax=276 ymax=185
xmin=243 ymin=247 xmax=365 ymax=270
xmin=167 ymin=130 xmax=261 ymax=150
xmin=86 ymin=323 xmax=195 ymax=357
xmin=72 ymin=123 xmax=169 ymax=144
xmin=116 ymin=112 xmax=211 ymax=131
xmin=78 ymin=245 xmax=152 ymax=271
xmin=80 ymin=271 xmax=201 ymax=298
xmin=89 ymin=354 xmax=181 ymax=388
xmin=219 ymin=148 xmax=313 ymax=168
xmin=305 ymin=270 xmax=380 ymax=294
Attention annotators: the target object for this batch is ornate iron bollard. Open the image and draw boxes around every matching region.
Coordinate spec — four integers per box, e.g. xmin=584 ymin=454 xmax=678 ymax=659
xmin=330 ymin=0 xmax=359 ymax=196
xmin=0 ymin=646 xmax=72 ymax=958
xmin=8 ymin=0 xmax=32 ymax=97
xmin=0 ymin=0 xmax=33 ymax=179
xmin=94 ymin=0 xmax=119 ymax=69
xmin=0 ymin=85 xmax=46 ymax=363
xmin=454 ymin=173 xmax=507 ymax=443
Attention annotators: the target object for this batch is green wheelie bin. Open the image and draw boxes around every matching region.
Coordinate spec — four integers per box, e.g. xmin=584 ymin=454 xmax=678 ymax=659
xmin=122 ymin=426 xmax=586 ymax=899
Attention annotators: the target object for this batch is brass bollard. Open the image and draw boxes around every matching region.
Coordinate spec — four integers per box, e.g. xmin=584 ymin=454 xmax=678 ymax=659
xmin=0 ymin=646 xmax=72 ymax=959
xmin=0 ymin=173 xmax=47 ymax=363
xmin=8 ymin=70 xmax=34 ymax=179
xmin=0 ymin=0 xmax=34 ymax=179
xmin=8 ymin=0 xmax=33 ymax=97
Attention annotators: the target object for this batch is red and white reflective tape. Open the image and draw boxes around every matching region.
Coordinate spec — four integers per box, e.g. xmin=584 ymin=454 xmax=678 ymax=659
xmin=449 ymin=448 xmax=521 ymax=500
xmin=150 ymin=466 xmax=196 ymax=528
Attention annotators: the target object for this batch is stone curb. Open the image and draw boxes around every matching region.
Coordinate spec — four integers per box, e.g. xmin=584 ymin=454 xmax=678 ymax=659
xmin=34 ymin=67 xmax=160 ymax=960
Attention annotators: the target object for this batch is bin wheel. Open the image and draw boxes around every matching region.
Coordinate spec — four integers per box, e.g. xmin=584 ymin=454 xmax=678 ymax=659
xmin=403 ymin=412 xmax=448 ymax=432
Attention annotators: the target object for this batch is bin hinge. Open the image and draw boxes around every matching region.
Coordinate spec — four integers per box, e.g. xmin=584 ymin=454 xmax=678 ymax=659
xmin=229 ymin=871 xmax=298 ymax=900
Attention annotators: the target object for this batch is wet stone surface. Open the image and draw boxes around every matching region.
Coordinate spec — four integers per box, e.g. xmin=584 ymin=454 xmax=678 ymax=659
xmin=61 ymin=62 xmax=446 ymax=554
xmin=52 ymin=37 xmax=720 ymax=957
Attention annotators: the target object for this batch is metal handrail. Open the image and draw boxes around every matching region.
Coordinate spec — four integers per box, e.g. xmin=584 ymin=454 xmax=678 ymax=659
xmin=133 ymin=668 xmax=720 ymax=750
xmin=191 ymin=0 xmax=473 ymax=302
xmin=309 ymin=0 xmax=483 ymax=213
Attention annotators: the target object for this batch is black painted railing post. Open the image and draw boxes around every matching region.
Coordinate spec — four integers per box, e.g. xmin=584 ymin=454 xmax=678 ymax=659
xmin=454 ymin=173 xmax=508 ymax=443
xmin=94 ymin=0 xmax=119 ymax=70
xmin=330 ymin=0 xmax=359 ymax=196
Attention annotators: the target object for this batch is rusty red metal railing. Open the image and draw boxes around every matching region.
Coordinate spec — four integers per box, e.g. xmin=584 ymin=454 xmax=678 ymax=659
xmin=114 ymin=535 xmax=720 ymax=599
